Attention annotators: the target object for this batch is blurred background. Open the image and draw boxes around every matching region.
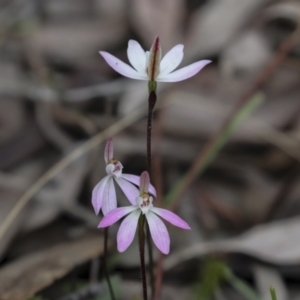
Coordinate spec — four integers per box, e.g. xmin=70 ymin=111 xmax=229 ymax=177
xmin=1 ymin=0 xmax=300 ymax=299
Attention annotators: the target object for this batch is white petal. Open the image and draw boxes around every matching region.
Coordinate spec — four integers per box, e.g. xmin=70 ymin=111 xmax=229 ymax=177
xmin=116 ymin=177 xmax=139 ymax=205
xmin=146 ymin=211 xmax=170 ymax=254
xmin=99 ymin=51 xmax=148 ymax=80
xmin=159 ymin=44 xmax=184 ymax=75
xmin=157 ymin=60 xmax=211 ymax=82
xmin=91 ymin=176 xmax=109 ymax=215
xmin=117 ymin=210 xmax=141 ymax=252
xmin=102 ymin=177 xmax=117 ymax=215
xmin=127 ymin=40 xmax=147 ymax=74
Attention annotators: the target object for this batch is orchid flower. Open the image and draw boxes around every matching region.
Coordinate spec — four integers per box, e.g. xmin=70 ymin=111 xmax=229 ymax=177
xmin=99 ymin=36 xmax=211 ymax=83
xmin=98 ymin=171 xmax=190 ymax=254
xmin=92 ymin=139 xmax=156 ymax=216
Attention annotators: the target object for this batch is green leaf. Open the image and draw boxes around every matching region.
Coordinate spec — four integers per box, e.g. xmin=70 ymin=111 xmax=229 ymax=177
xmin=225 ymin=269 xmax=261 ymax=300
xmin=195 ymin=258 xmax=228 ymax=300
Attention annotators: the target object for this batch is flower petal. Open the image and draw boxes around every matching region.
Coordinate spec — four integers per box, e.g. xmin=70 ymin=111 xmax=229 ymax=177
xmin=127 ymin=40 xmax=147 ymax=74
xmin=104 ymin=138 xmax=113 ymax=164
xmin=102 ymin=177 xmax=117 ymax=215
xmin=151 ymin=207 xmax=190 ymax=229
xmin=92 ymin=176 xmax=110 ymax=215
xmin=122 ymin=174 xmax=157 ymax=197
xmin=157 ymin=60 xmax=211 ymax=82
xmin=99 ymin=51 xmax=148 ymax=80
xmin=146 ymin=211 xmax=170 ymax=254
xmin=116 ymin=177 xmax=139 ymax=205
xmin=159 ymin=44 xmax=184 ymax=75
xmin=98 ymin=206 xmax=137 ymax=228
xmin=117 ymin=209 xmax=141 ymax=252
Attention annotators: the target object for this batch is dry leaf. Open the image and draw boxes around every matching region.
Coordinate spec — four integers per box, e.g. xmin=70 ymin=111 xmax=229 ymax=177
xmin=164 ymin=216 xmax=300 ymax=271
xmin=185 ymin=0 xmax=271 ymax=58
xmin=0 ymin=234 xmax=108 ymax=300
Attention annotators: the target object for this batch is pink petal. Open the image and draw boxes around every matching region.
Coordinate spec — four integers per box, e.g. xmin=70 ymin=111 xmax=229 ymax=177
xmin=127 ymin=40 xmax=147 ymax=74
xmin=99 ymin=51 xmax=148 ymax=80
xmin=98 ymin=206 xmax=137 ymax=228
xmin=104 ymin=138 xmax=113 ymax=164
xmin=159 ymin=44 xmax=184 ymax=76
xmin=122 ymin=174 xmax=157 ymax=197
xmin=117 ymin=210 xmax=141 ymax=252
xmin=145 ymin=211 xmax=170 ymax=254
xmin=116 ymin=177 xmax=139 ymax=204
xmin=151 ymin=207 xmax=190 ymax=229
xmin=157 ymin=60 xmax=211 ymax=82
xmin=102 ymin=177 xmax=117 ymax=215
xmin=140 ymin=171 xmax=150 ymax=194
xmin=92 ymin=176 xmax=109 ymax=215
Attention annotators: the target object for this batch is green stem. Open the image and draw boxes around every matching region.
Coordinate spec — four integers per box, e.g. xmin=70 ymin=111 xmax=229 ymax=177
xmin=269 ymin=286 xmax=278 ymax=300
xmin=138 ymin=215 xmax=148 ymax=300
xmin=103 ymin=227 xmax=116 ymax=300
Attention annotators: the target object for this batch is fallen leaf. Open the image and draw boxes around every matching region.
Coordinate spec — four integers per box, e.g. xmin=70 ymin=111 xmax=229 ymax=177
xmin=164 ymin=216 xmax=300 ymax=270
xmin=0 ymin=234 xmax=109 ymax=300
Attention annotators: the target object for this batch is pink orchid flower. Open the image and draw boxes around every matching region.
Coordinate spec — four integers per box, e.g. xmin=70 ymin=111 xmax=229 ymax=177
xmin=98 ymin=171 xmax=190 ymax=254
xmin=92 ymin=139 xmax=156 ymax=216
xmin=99 ymin=36 xmax=211 ymax=82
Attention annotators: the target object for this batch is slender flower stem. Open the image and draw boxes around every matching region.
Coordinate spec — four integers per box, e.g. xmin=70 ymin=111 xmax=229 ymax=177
xmin=146 ymin=90 xmax=157 ymax=298
xmin=146 ymin=222 xmax=155 ymax=299
xmin=147 ymin=91 xmax=157 ymax=172
xmin=103 ymin=228 xmax=116 ymax=300
xmin=138 ymin=215 xmax=148 ymax=300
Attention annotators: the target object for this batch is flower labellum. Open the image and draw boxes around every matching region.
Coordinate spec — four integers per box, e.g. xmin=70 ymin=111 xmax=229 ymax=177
xmin=99 ymin=37 xmax=211 ymax=83
xmin=98 ymin=171 xmax=190 ymax=254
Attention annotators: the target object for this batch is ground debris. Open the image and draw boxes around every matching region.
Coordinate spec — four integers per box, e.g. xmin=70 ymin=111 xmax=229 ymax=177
xmin=0 ymin=234 xmax=108 ymax=300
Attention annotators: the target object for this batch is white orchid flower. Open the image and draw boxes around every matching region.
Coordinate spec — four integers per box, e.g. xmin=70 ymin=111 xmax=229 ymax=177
xmin=99 ymin=36 xmax=211 ymax=83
